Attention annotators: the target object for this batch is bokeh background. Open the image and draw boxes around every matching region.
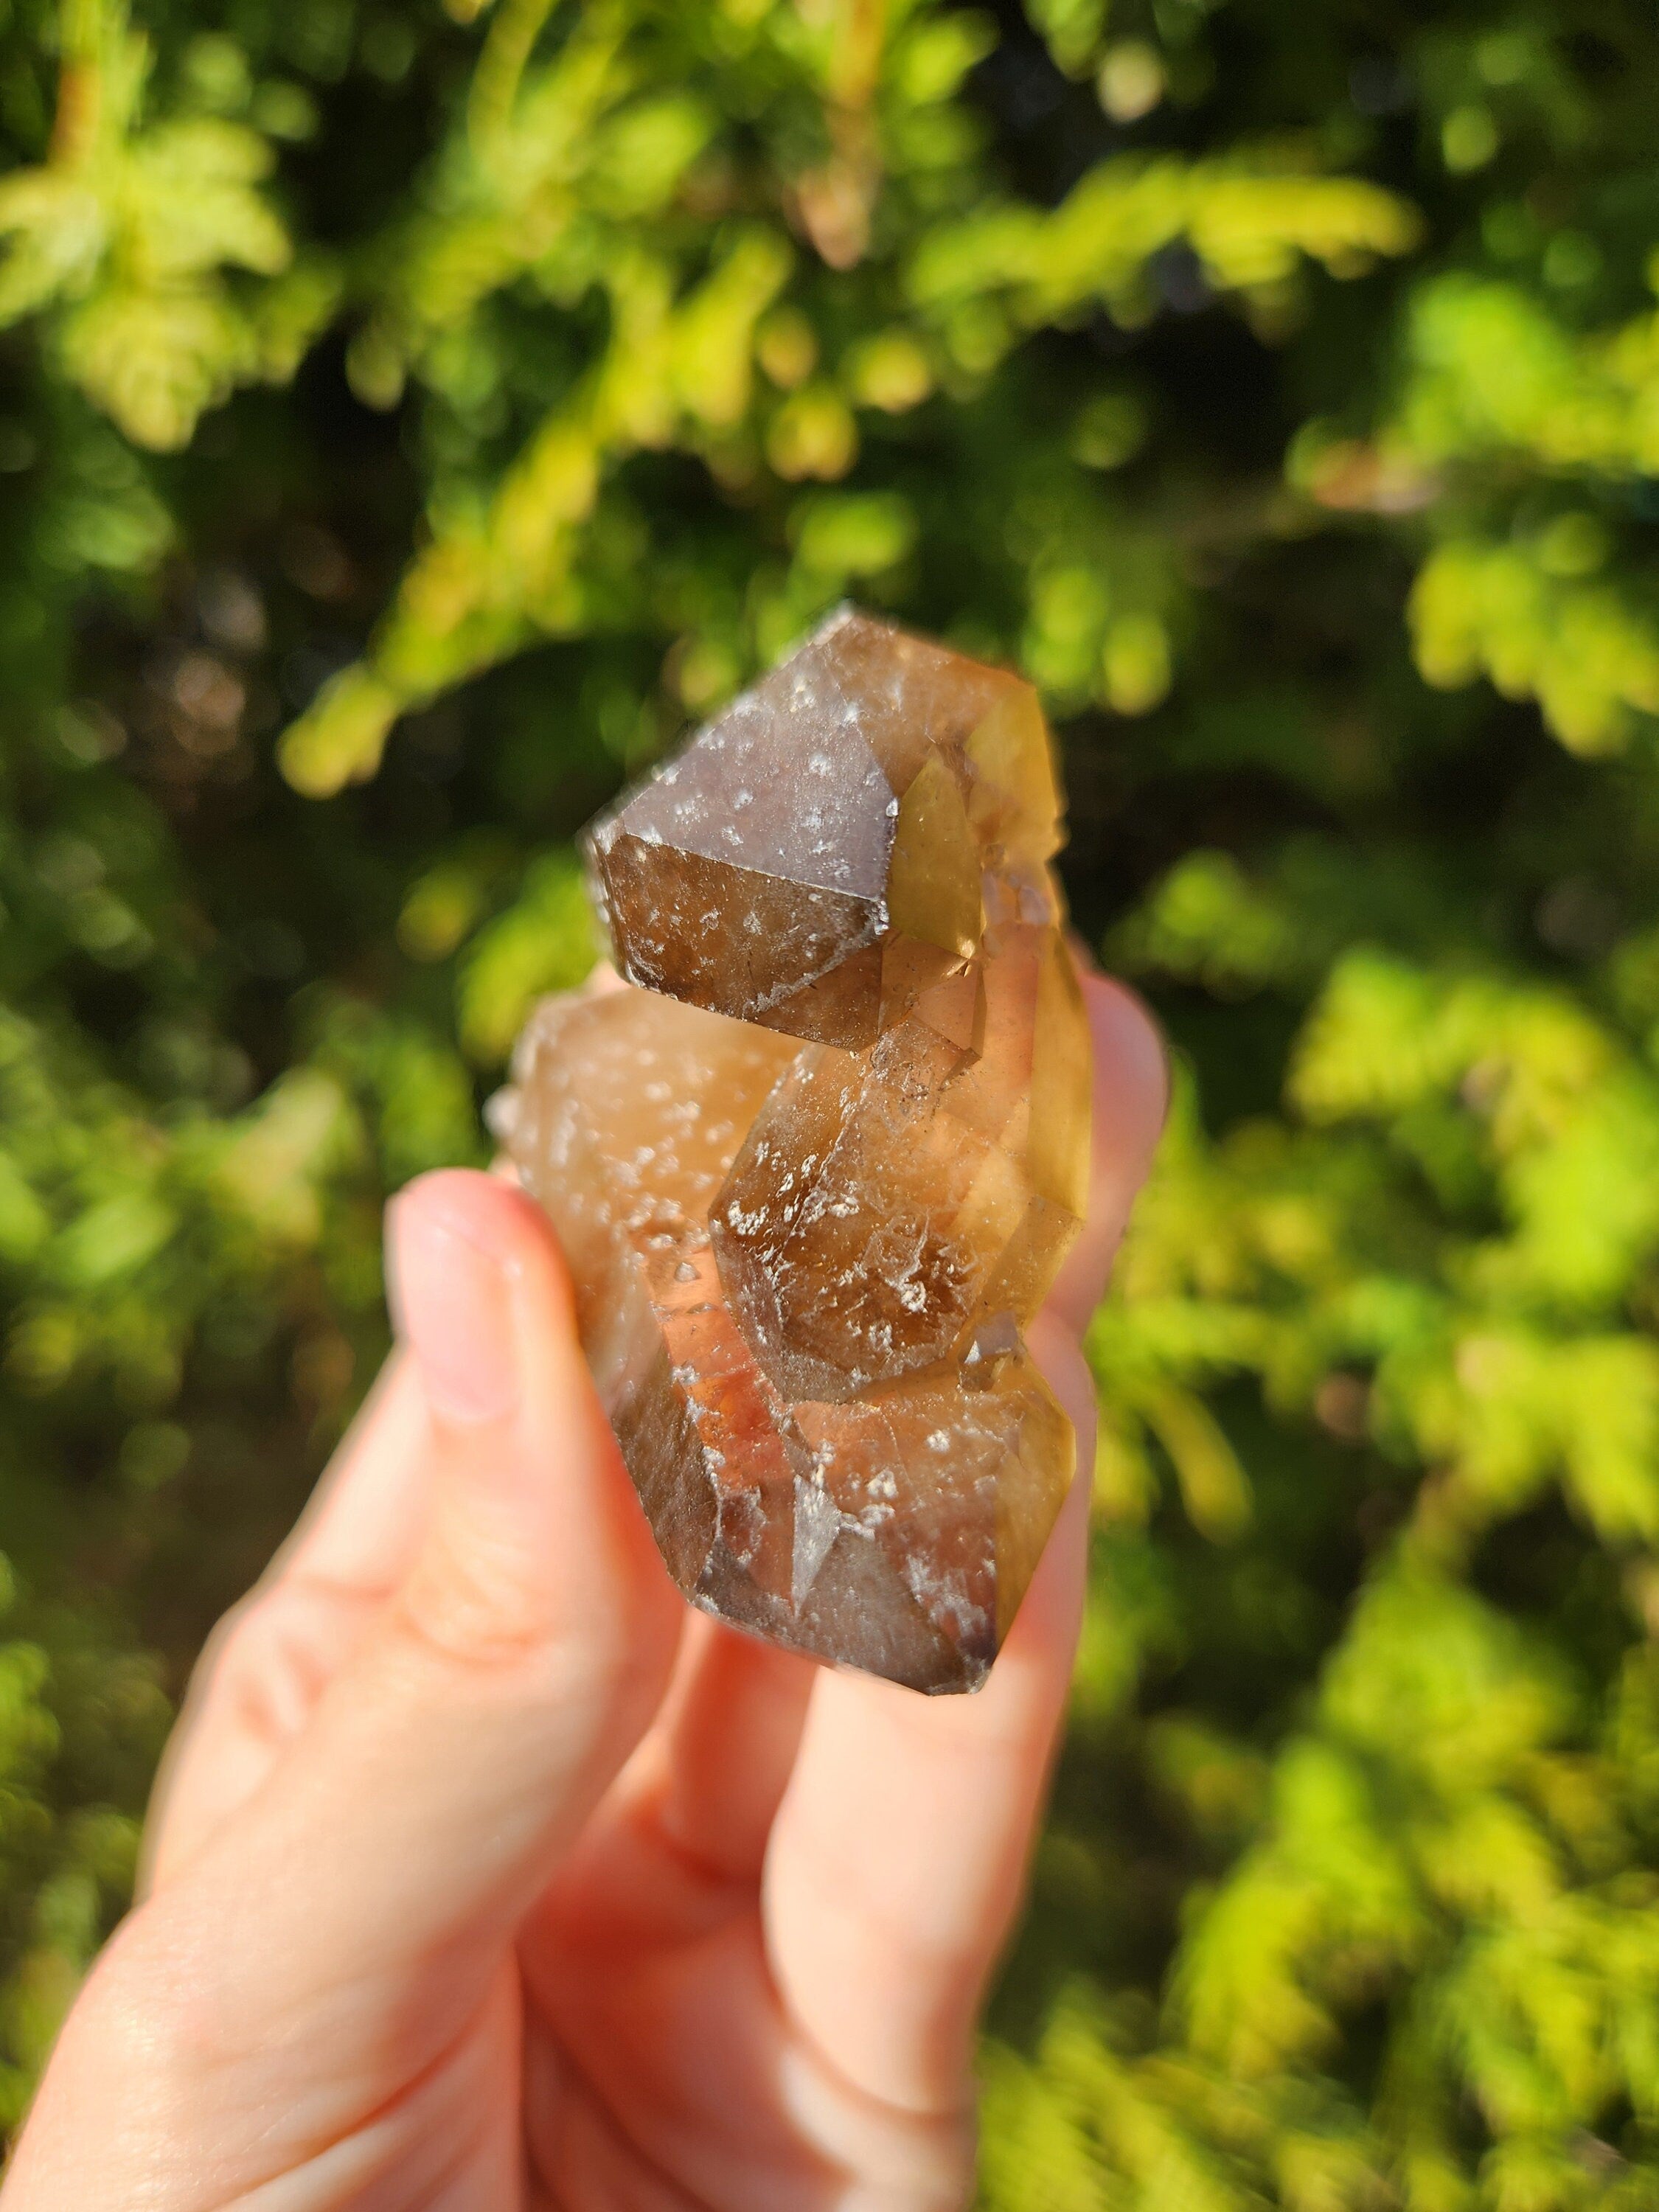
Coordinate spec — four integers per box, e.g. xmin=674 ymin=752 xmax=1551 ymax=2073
xmin=4 ymin=0 xmax=1659 ymax=2199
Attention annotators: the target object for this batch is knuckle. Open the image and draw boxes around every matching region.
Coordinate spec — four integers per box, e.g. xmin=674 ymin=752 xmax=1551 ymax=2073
xmin=380 ymin=1527 xmax=675 ymax=1731
xmin=386 ymin=1534 xmax=564 ymax=1677
xmin=198 ymin=1587 xmax=338 ymax=1751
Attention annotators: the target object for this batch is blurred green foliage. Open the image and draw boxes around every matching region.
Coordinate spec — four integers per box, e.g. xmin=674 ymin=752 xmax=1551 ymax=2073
xmin=2 ymin=0 xmax=1659 ymax=2199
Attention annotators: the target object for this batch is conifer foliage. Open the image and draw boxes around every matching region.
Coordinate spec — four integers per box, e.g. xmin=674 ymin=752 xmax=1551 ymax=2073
xmin=1 ymin=0 xmax=1658 ymax=2198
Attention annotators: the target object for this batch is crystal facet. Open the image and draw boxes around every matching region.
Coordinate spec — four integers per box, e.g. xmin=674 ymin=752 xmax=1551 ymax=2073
xmin=494 ymin=608 xmax=1091 ymax=1691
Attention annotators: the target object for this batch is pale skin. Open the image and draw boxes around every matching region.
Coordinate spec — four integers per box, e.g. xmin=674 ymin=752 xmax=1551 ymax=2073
xmin=1 ymin=972 xmax=1164 ymax=2212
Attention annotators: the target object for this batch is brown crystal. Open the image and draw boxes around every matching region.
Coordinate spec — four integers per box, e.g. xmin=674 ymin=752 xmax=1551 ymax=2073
xmin=493 ymin=608 xmax=1091 ymax=1692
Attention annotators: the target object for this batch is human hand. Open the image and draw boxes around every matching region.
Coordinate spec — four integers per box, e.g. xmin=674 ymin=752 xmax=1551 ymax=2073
xmin=2 ymin=973 xmax=1164 ymax=2212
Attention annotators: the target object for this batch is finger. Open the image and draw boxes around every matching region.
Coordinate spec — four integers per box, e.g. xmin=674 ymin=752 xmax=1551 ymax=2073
xmin=764 ymin=1458 xmax=1091 ymax=2119
xmin=137 ymin=1172 xmax=684 ymax=2095
xmin=1046 ymin=969 xmax=1167 ymax=1339
xmin=143 ymin=1352 xmax=443 ymax=1892
xmin=757 ymin=969 xmax=1158 ymax=2118
xmin=277 ymin=1349 xmax=436 ymax=1589
xmin=630 ymin=1618 xmax=818 ymax=1884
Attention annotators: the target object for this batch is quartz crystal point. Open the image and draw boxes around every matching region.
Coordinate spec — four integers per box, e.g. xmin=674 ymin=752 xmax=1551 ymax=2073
xmin=493 ymin=609 xmax=1091 ymax=1692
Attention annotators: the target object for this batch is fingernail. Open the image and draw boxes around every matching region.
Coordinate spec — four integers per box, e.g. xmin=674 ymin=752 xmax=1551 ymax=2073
xmin=389 ymin=1192 xmax=521 ymax=1425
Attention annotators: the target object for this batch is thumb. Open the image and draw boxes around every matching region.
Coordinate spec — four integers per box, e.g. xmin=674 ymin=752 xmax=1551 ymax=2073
xmin=170 ymin=1171 xmax=680 ymax=2018
xmin=4 ymin=1173 xmax=685 ymax=2207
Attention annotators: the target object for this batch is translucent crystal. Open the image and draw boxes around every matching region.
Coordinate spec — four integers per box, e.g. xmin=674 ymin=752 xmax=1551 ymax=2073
xmin=495 ymin=608 xmax=1091 ymax=1691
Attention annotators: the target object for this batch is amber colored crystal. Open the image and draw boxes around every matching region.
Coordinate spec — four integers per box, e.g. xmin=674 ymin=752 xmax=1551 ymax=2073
xmin=492 ymin=608 xmax=1092 ymax=1691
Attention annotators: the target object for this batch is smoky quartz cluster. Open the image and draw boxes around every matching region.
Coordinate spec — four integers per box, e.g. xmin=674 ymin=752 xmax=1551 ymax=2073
xmin=491 ymin=611 xmax=1091 ymax=1692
